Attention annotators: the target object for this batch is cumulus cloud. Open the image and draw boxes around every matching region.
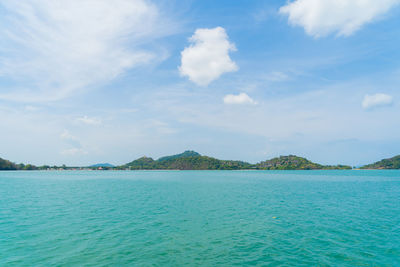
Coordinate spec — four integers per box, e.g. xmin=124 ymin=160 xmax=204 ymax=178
xmin=0 ymin=0 xmax=173 ymax=102
xmin=223 ymin=93 xmax=256 ymax=105
xmin=179 ymin=27 xmax=238 ymax=86
xmin=280 ymin=0 xmax=400 ymax=37
xmin=76 ymin=116 xmax=102 ymax=126
xmin=362 ymin=93 xmax=393 ymax=109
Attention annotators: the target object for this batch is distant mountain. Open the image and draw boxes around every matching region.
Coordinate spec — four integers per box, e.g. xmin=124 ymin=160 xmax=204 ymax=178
xmin=156 ymin=155 xmax=251 ymax=170
xmin=0 ymin=152 xmax=355 ymax=171
xmin=124 ymin=157 xmax=157 ymax=169
xmin=121 ymin=152 xmax=351 ymax=170
xmin=89 ymin=163 xmax=115 ymax=168
xmin=158 ymin=150 xmax=200 ymax=162
xmin=255 ymin=155 xmax=351 ymax=170
xmin=361 ymin=155 xmax=400 ymax=169
xmin=122 ymin=151 xmax=252 ymax=170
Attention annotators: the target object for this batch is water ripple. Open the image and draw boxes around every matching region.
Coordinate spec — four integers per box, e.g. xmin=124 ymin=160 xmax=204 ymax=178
xmin=0 ymin=170 xmax=399 ymax=266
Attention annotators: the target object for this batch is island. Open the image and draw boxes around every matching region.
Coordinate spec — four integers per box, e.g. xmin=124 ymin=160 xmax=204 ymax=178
xmin=121 ymin=151 xmax=252 ymax=170
xmin=360 ymin=155 xmax=400 ymax=169
xmin=3 ymin=151 xmax=400 ymax=171
xmin=254 ymin=155 xmax=351 ymax=170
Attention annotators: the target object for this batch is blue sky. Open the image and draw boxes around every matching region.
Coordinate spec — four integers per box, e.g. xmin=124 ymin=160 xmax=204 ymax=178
xmin=0 ymin=0 xmax=400 ymax=166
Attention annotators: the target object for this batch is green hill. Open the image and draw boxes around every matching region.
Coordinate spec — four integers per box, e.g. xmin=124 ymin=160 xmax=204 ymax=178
xmin=122 ymin=152 xmax=350 ymax=170
xmin=156 ymin=156 xmax=252 ymax=170
xmin=0 ymin=152 xmax=354 ymax=171
xmin=122 ymin=151 xmax=252 ymax=170
xmin=255 ymin=155 xmax=351 ymax=170
xmin=89 ymin=163 xmax=115 ymax=168
xmin=124 ymin=156 xmax=157 ymax=169
xmin=158 ymin=150 xmax=201 ymax=162
xmin=361 ymin=155 xmax=400 ymax=169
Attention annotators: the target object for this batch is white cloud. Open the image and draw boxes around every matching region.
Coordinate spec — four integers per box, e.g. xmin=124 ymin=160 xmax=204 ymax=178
xmin=223 ymin=93 xmax=256 ymax=105
xmin=362 ymin=93 xmax=393 ymax=109
xmin=76 ymin=116 xmax=102 ymax=126
xmin=280 ymin=0 xmax=400 ymax=37
xmin=264 ymin=71 xmax=289 ymax=82
xmin=179 ymin=27 xmax=238 ymax=86
xmin=0 ymin=0 xmax=174 ymax=102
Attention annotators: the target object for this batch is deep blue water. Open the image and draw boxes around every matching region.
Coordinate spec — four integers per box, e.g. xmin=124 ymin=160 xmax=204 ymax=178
xmin=0 ymin=170 xmax=399 ymax=266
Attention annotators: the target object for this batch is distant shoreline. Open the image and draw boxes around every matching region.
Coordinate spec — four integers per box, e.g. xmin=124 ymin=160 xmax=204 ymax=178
xmin=1 ymin=151 xmax=399 ymax=171
xmin=1 ymin=169 xmax=399 ymax=172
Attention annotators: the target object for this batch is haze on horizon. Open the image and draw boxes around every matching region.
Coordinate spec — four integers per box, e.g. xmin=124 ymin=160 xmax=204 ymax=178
xmin=0 ymin=0 xmax=399 ymax=167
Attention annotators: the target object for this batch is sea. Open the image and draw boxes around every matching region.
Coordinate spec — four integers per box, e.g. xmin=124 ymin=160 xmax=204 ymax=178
xmin=0 ymin=170 xmax=399 ymax=266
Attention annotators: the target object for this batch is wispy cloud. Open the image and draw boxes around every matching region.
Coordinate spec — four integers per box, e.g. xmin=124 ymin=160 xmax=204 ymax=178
xmin=76 ymin=116 xmax=102 ymax=126
xmin=223 ymin=93 xmax=256 ymax=105
xmin=263 ymin=71 xmax=289 ymax=82
xmin=0 ymin=0 xmax=175 ymax=102
xmin=179 ymin=27 xmax=238 ymax=86
xmin=362 ymin=93 xmax=393 ymax=110
xmin=24 ymin=105 xmax=41 ymax=112
xmin=280 ymin=0 xmax=400 ymax=37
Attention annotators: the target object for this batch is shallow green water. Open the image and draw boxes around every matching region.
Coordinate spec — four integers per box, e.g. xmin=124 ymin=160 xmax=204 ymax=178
xmin=0 ymin=170 xmax=399 ymax=266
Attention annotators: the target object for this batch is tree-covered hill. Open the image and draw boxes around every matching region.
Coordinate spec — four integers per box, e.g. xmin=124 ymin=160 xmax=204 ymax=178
xmin=360 ymin=155 xmax=400 ymax=169
xmin=122 ymin=151 xmax=252 ymax=170
xmin=89 ymin=163 xmax=115 ymax=168
xmin=0 ymin=157 xmax=38 ymax=170
xmin=122 ymin=152 xmax=351 ymax=170
xmin=123 ymin=156 xmax=157 ymax=169
xmin=157 ymin=150 xmax=201 ymax=162
xmin=255 ymin=155 xmax=351 ymax=170
xmin=156 ymin=156 xmax=252 ymax=170
xmin=0 ymin=157 xmax=18 ymax=170
xmin=0 ymin=151 xmax=356 ymax=171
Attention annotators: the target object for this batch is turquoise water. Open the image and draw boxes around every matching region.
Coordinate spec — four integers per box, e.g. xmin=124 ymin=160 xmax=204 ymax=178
xmin=0 ymin=170 xmax=399 ymax=266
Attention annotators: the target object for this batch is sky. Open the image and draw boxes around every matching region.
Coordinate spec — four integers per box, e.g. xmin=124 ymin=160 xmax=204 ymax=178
xmin=0 ymin=0 xmax=400 ymax=166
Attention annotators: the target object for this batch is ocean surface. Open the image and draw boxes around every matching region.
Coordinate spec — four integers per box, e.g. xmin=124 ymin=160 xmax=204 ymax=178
xmin=0 ymin=170 xmax=399 ymax=266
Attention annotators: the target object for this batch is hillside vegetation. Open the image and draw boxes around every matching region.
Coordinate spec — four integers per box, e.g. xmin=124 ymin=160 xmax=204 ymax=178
xmin=361 ymin=155 xmax=400 ymax=169
xmin=122 ymin=151 xmax=252 ymax=170
xmin=0 ymin=157 xmax=37 ymax=170
xmin=0 ymin=151 xmax=366 ymax=171
xmin=255 ymin=155 xmax=351 ymax=170
xmin=121 ymin=151 xmax=351 ymax=170
xmin=0 ymin=158 xmax=18 ymax=170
